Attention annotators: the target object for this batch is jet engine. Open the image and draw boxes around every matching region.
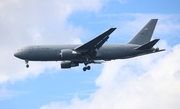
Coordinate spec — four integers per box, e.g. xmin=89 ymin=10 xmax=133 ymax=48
xmin=60 ymin=49 xmax=79 ymax=59
xmin=61 ymin=61 xmax=79 ymax=68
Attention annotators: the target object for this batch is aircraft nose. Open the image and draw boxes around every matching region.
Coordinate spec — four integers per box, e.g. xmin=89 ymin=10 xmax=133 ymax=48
xmin=14 ymin=52 xmax=20 ymax=58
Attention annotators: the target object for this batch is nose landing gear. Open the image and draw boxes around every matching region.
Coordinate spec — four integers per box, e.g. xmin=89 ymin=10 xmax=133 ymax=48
xmin=25 ymin=60 xmax=29 ymax=68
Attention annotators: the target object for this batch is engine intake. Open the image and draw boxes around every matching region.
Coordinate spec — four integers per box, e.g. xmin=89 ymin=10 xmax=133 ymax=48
xmin=61 ymin=61 xmax=79 ymax=69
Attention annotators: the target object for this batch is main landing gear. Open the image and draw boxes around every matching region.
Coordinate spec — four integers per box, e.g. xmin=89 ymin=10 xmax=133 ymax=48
xmin=83 ymin=65 xmax=91 ymax=71
xmin=25 ymin=60 xmax=29 ymax=68
xmin=83 ymin=59 xmax=91 ymax=71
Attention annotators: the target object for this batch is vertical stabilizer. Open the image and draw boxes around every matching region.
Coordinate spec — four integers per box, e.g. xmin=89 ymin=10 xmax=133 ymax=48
xmin=128 ymin=19 xmax=158 ymax=45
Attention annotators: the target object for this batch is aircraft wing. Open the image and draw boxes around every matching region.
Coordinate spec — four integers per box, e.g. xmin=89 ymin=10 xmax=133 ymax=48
xmin=74 ymin=28 xmax=116 ymax=53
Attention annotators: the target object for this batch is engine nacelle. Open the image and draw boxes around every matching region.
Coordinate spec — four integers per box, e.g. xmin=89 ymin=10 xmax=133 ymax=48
xmin=61 ymin=61 xmax=79 ymax=69
xmin=60 ymin=49 xmax=79 ymax=59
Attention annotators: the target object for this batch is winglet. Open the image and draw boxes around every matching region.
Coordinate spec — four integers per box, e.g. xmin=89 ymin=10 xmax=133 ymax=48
xmin=135 ymin=39 xmax=159 ymax=50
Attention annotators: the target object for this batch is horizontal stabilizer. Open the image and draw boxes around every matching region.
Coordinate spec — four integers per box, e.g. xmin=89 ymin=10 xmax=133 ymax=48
xmin=135 ymin=39 xmax=159 ymax=50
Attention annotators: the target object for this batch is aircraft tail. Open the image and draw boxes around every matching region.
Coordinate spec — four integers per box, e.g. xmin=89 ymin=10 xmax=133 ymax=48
xmin=128 ymin=19 xmax=158 ymax=45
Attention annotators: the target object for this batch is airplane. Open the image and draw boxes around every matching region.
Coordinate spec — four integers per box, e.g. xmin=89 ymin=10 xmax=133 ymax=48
xmin=14 ymin=19 xmax=165 ymax=71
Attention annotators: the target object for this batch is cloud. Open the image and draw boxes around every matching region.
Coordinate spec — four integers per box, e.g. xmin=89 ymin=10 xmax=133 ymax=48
xmin=40 ymin=42 xmax=180 ymax=109
xmin=0 ymin=0 xmax=104 ymax=84
xmin=0 ymin=85 xmax=26 ymax=100
xmin=1 ymin=0 xmax=179 ymax=84
xmin=1 ymin=2 xmax=180 ymax=108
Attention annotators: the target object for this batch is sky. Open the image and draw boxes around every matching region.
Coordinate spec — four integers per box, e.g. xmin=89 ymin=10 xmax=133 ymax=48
xmin=0 ymin=0 xmax=180 ymax=109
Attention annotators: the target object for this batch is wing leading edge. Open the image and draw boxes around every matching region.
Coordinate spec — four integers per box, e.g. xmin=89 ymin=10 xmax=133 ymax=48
xmin=74 ymin=28 xmax=116 ymax=52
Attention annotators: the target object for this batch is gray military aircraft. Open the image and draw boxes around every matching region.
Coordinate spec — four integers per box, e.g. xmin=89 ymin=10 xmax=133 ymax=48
xmin=14 ymin=19 xmax=165 ymax=71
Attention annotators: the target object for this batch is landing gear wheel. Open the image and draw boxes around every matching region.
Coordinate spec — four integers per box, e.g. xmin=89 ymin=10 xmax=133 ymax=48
xmin=83 ymin=67 xmax=86 ymax=71
xmin=83 ymin=66 xmax=91 ymax=71
xmin=87 ymin=66 xmax=91 ymax=70
xmin=25 ymin=60 xmax=29 ymax=68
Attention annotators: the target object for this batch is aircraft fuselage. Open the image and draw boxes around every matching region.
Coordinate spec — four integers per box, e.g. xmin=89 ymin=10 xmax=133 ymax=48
xmin=14 ymin=44 xmax=155 ymax=62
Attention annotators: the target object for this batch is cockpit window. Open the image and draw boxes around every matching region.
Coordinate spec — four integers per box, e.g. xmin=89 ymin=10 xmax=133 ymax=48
xmin=18 ymin=49 xmax=23 ymax=51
